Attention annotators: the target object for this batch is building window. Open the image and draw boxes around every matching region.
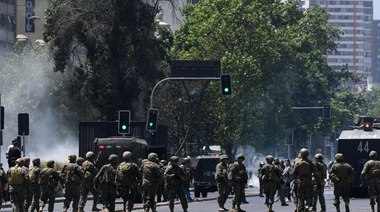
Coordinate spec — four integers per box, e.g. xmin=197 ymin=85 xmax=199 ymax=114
xmin=363 ymin=1 xmax=372 ymax=7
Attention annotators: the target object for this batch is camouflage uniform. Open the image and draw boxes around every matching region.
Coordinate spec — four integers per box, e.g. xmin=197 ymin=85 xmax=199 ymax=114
xmin=8 ymin=158 xmax=30 ymax=212
xmin=258 ymin=162 xmax=265 ymax=197
xmin=39 ymin=160 xmax=60 ymax=212
xmin=312 ymin=153 xmax=327 ymax=212
xmin=156 ymin=160 xmax=167 ymax=202
xmin=61 ymin=154 xmax=84 ymax=212
xmin=228 ymin=154 xmax=248 ymax=212
xmin=291 ymin=148 xmax=318 ymax=212
xmin=78 ymin=151 xmax=100 ymax=212
xmin=29 ymin=158 xmax=42 ymax=212
xmin=115 ymin=151 xmax=142 ymax=212
xmin=215 ymin=155 xmax=231 ymax=212
xmin=0 ymin=163 xmax=8 ymax=209
xmin=291 ymin=153 xmax=303 ymax=211
xmin=164 ymin=156 xmax=188 ymax=212
xmin=361 ymin=151 xmax=380 ymax=212
xmin=94 ymin=154 xmax=119 ymax=212
xmin=261 ymin=155 xmax=282 ymax=212
xmin=22 ymin=157 xmax=33 ymax=211
xmin=274 ymin=158 xmax=288 ymax=206
xmin=141 ymin=153 xmax=162 ymax=212
xmin=329 ymin=153 xmax=355 ymax=212
xmin=180 ymin=158 xmax=193 ymax=201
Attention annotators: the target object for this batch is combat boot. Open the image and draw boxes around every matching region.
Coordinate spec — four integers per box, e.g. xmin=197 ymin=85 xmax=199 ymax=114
xmin=92 ymin=205 xmax=101 ymax=211
xmin=218 ymin=203 xmax=225 ymax=212
xmin=231 ymin=203 xmax=237 ymax=212
xmin=333 ymin=203 xmax=340 ymax=212
xmin=237 ymin=204 xmax=246 ymax=212
xmin=345 ymin=204 xmax=350 ymax=212
xmin=77 ymin=207 xmax=84 ymax=212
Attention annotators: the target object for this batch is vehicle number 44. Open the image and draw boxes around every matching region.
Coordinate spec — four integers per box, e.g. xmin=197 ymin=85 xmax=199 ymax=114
xmin=357 ymin=141 xmax=369 ymax=153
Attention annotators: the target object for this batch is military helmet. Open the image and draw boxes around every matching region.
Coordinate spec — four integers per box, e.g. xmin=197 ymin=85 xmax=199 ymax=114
xmin=170 ymin=156 xmax=179 ymax=162
xmin=32 ymin=158 xmax=40 ymax=165
xmin=236 ymin=154 xmax=245 ymax=160
xmin=160 ymin=160 xmax=167 ymax=165
xmin=266 ymin=155 xmax=274 ymax=162
xmin=369 ymin=151 xmax=378 ymax=159
xmin=122 ymin=151 xmax=132 ymax=159
xmin=85 ymin=151 xmax=95 ymax=159
xmin=23 ymin=157 xmax=30 ymax=164
xmin=335 ymin=153 xmax=344 ymax=161
xmin=68 ymin=154 xmax=77 ymax=162
xmin=300 ymin=148 xmax=310 ymax=158
xmin=108 ymin=154 xmax=118 ymax=161
xmin=15 ymin=158 xmax=23 ymax=165
xmin=148 ymin=153 xmax=158 ymax=161
xmin=259 ymin=161 xmax=265 ymax=167
xmin=76 ymin=157 xmax=85 ymax=164
xmin=220 ymin=155 xmax=229 ymax=161
xmin=46 ymin=160 xmax=55 ymax=168
xmin=315 ymin=153 xmax=323 ymax=160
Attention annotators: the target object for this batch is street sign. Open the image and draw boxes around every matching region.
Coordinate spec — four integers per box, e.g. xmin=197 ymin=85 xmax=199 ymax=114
xmin=171 ymin=60 xmax=220 ymax=77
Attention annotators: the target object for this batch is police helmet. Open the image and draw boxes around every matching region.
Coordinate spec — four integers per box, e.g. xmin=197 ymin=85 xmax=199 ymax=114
xmin=122 ymin=151 xmax=132 ymax=160
xmin=46 ymin=160 xmax=55 ymax=168
xmin=220 ymin=155 xmax=229 ymax=161
xmin=32 ymin=158 xmax=41 ymax=166
xmin=148 ymin=153 xmax=158 ymax=162
xmin=108 ymin=154 xmax=119 ymax=161
xmin=85 ymin=151 xmax=95 ymax=159
xmin=315 ymin=153 xmax=323 ymax=160
xmin=68 ymin=154 xmax=77 ymax=162
xmin=299 ymin=148 xmax=310 ymax=158
xmin=335 ymin=153 xmax=344 ymax=162
xmin=236 ymin=154 xmax=245 ymax=160
xmin=170 ymin=156 xmax=179 ymax=162
xmin=369 ymin=151 xmax=378 ymax=159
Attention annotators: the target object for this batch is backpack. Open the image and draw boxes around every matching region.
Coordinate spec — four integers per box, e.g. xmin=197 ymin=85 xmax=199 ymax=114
xmin=142 ymin=161 xmax=156 ymax=180
xmin=99 ymin=164 xmax=115 ymax=184
xmin=29 ymin=167 xmax=39 ymax=184
xmin=116 ymin=162 xmax=133 ymax=183
xmin=9 ymin=166 xmax=24 ymax=185
xmin=82 ymin=160 xmax=95 ymax=181
xmin=262 ymin=164 xmax=279 ymax=183
xmin=39 ymin=168 xmax=58 ymax=187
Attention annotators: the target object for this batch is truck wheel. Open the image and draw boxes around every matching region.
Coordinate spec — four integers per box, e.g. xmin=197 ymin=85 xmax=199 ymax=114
xmin=194 ymin=189 xmax=200 ymax=198
xmin=202 ymin=191 xmax=207 ymax=197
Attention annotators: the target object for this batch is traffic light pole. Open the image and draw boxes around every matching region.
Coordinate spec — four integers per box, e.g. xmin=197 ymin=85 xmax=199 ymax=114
xmin=150 ymin=77 xmax=220 ymax=108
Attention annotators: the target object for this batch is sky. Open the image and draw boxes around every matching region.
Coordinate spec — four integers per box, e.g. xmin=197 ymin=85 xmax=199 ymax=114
xmin=375 ymin=1 xmax=379 ymax=20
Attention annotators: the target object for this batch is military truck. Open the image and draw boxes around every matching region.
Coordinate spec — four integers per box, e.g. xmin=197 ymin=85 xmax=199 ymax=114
xmin=192 ymin=155 xmax=219 ymax=198
xmin=337 ymin=115 xmax=380 ymax=197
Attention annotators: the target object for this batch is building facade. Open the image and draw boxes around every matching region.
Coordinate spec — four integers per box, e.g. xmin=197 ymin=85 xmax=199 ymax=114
xmin=0 ymin=0 xmax=16 ymax=63
xmin=373 ymin=20 xmax=380 ymax=83
xmin=302 ymin=0 xmax=373 ymax=91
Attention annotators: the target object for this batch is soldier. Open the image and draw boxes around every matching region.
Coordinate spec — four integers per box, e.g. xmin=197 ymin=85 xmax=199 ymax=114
xmin=312 ymin=153 xmax=327 ymax=212
xmin=228 ymin=154 xmax=248 ymax=212
xmin=361 ymin=150 xmax=380 ymax=212
xmin=291 ymin=152 xmax=303 ymax=212
xmin=38 ymin=160 xmax=60 ymax=212
xmin=156 ymin=159 xmax=167 ymax=202
xmin=261 ymin=155 xmax=282 ymax=212
xmin=329 ymin=153 xmax=355 ymax=212
xmin=0 ymin=163 xmax=8 ymax=209
xmin=8 ymin=158 xmax=30 ymax=212
xmin=78 ymin=151 xmax=101 ymax=212
xmin=258 ymin=162 xmax=265 ymax=197
xmin=274 ymin=157 xmax=288 ymax=206
xmin=141 ymin=153 xmax=163 ymax=212
xmin=164 ymin=156 xmax=188 ymax=212
xmin=291 ymin=148 xmax=318 ymax=212
xmin=61 ymin=154 xmax=84 ymax=212
xmin=215 ymin=154 xmax=231 ymax=212
xmin=94 ymin=154 xmax=119 ymax=212
xmin=29 ymin=158 xmax=42 ymax=212
xmin=116 ymin=151 xmax=141 ymax=212
xmin=180 ymin=157 xmax=193 ymax=202
xmin=21 ymin=157 xmax=33 ymax=212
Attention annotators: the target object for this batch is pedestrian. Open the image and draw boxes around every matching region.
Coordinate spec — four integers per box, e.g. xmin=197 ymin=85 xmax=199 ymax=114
xmin=291 ymin=148 xmax=318 ymax=212
xmin=38 ymin=160 xmax=60 ymax=212
xmin=7 ymin=138 xmax=22 ymax=168
xmin=312 ymin=153 xmax=327 ymax=212
xmin=0 ymin=163 xmax=8 ymax=209
xmin=94 ymin=154 xmax=119 ymax=212
xmin=228 ymin=154 xmax=248 ymax=212
xmin=164 ymin=156 xmax=188 ymax=212
xmin=329 ymin=153 xmax=355 ymax=212
xmin=78 ymin=151 xmax=101 ymax=212
xmin=61 ymin=154 xmax=84 ymax=212
xmin=29 ymin=158 xmax=42 ymax=212
xmin=215 ymin=154 xmax=231 ymax=212
xmin=8 ymin=158 xmax=29 ymax=212
xmin=361 ymin=150 xmax=380 ymax=212
xmin=116 ymin=151 xmax=142 ymax=212
xmin=261 ymin=155 xmax=282 ymax=212
xmin=180 ymin=157 xmax=194 ymax=202
xmin=140 ymin=153 xmax=162 ymax=212
xmin=274 ymin=157 xmax=288 ymax=206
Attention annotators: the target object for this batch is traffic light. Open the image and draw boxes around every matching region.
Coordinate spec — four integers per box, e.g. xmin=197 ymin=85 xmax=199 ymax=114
xmin=1 ymin=106 xmax=4 ymax=130
xmin=220 ymin=74 xmax=232 ymax=95
xmin=323 ymin=104 xmax=331 ymax=119
xmin=118 ymin=110 xmax=130 ymax=134
xmin=146 ymin=108 xmax=159 ymax=131
xmin=18 ymin=113 xmax=29 ymax=135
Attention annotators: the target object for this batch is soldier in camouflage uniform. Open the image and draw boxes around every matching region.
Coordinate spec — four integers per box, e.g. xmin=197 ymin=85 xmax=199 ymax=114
xmin=94 ymin=154 xmax=119 ymax=212
xmin=116 ymin=151 xmax=142 ymax=212
xmin=258 ymin=162 xmax=265 ymax=197
xmin=291 ymin=148 xmax=318 ymax=212
xmin=261 ymin=155 xmax=282 ymax=212
xmin=140 ymin=153 xmax=162 ymax=212
xmin=329 ymin=153 xmax=354 ymax=212
xmin=61 ymin=154 xmax=84 ymax=212
xmin=38 ymin=160 xmax=60 ymax=212
xmin=228 ymin=154 xmax=248 ymax=212
xmin=29 ymin=158 xmax=42 ymax=212
xmin=291 ymin=152 xmax=302 ymax=212
xmin=0 ymin=163 xmax=8 ymax=209
xmin=361 ymin=150 xmax=380 ymax=212
xmin=215 ymin=154 xmax=230 ymax=212
xmin=78 ymin=151 xmax=100 ymax=212
xmin=22 ymin=157 xmax=33 ymax=212
xmin=312 ymin=153 xmax=327 ymax=212
xmin=8 ymin=158 xmax=30 ymax=212
xmin=156 ymin=159 xmax=167 ymax=202
xmin=164 ymin=156 xmax=188 ymax=212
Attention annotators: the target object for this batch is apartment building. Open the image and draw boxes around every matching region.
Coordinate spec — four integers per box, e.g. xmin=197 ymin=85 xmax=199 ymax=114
xmin=0 ymin=0 xmax=16 ymax=63
xmin=373 ymin=20 xmax=380 ymax=83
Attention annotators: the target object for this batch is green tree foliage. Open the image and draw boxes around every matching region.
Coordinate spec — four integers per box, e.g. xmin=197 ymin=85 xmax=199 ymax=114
xmin=44 ymin=0 xmax=172 ymax=120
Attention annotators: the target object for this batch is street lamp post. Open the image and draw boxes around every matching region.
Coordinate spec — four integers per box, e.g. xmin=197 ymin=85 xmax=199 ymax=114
xmin=27 ymin=15 xmax=40 ymax=45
